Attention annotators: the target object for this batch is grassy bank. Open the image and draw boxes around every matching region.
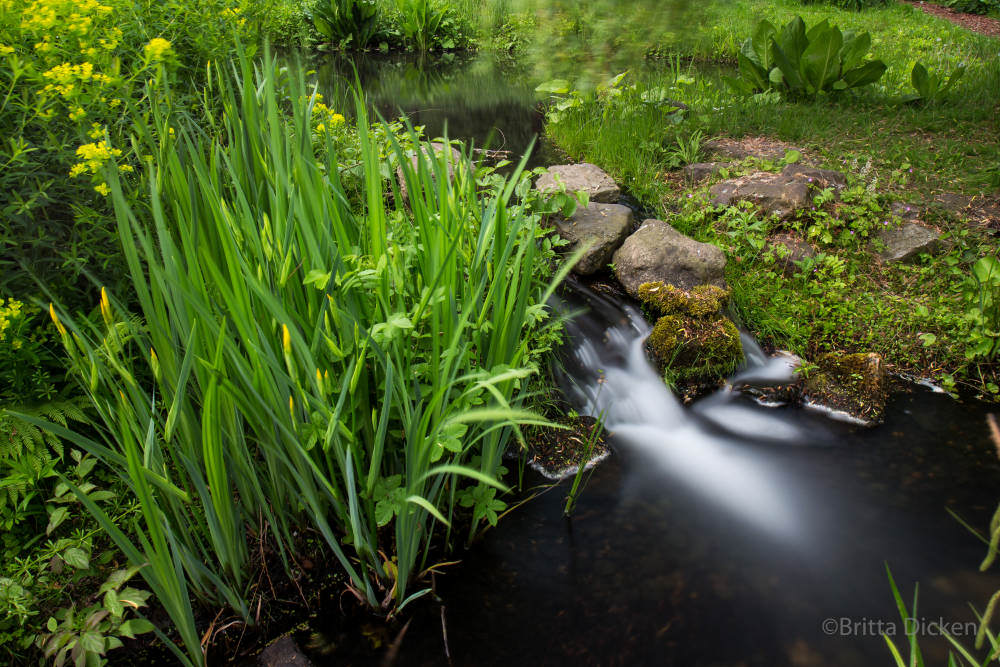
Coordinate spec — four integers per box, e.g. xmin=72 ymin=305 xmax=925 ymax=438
xmin=544 ymin=0 xmax=1000 ymax=395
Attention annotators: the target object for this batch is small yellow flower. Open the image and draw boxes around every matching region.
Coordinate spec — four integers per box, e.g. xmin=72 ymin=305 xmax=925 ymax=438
xmin=331 ymin=113 xmax=345 ymax=125
xmin=0 ymin=45 xmax=13 ymax=56
xmin=143 ymin=38 xmax=173 ymax=63
xmin=100 ymin=286 xmax=111 ymax=324
xmin=282 ymin=324 xmax=291 ymax=353
xmin=94 ymin=183 xmax=110 ymax=196
xmin=49 ymin=303 xmax=66 ymax=336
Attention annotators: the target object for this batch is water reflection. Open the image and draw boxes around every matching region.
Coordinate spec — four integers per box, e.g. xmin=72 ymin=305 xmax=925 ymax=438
xmin=314 ymin=53 xmax=552 ymax=162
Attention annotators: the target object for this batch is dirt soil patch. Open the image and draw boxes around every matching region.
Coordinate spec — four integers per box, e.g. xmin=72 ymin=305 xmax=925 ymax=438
xmin=904 ymin=0 xmax=1000 ymax=38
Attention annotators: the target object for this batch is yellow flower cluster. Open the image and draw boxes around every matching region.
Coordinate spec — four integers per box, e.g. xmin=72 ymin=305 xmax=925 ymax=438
xmin=310 ymin=97 xmax=347 ymax=134
xmin=0 ymin=298 xmax=25 ymax=345
xmin=143 ymin=37 xmax=173 ymax=63
xmin=41 ymin=61 xmax=113 ymax=99
xmin=69 ymin=139 xmax=122 ymax=177
xmin=20 ymin=0 xmax=112 ymax=35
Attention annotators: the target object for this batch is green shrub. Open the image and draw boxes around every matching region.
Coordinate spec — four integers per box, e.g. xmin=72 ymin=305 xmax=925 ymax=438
xmin=310 ymin=0 xmax=380 ymax=49
xmin=726 ymin=16 xmax=887 ymax=99
xmin=0 ymin=0 xmax=258 ymax=309
xmin=943 ymin=0 xmax=1000 ymax=15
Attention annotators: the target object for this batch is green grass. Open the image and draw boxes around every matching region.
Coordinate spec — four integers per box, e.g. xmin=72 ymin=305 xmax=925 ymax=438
xmin=544 ymin=0 xmax=1000 ymax=392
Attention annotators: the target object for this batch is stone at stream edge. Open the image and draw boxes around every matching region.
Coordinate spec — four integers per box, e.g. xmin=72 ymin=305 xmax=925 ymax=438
xmin=554 ymin=202 xmax=633 ymax=275
xmin=638 ymin=282 xmax=743 ymax=384
xmin=535 ymin=163 xmax=620 ymax=204
xmin=259 ymin=636 xmax=313 ymax=667
xmin=768 ymin=233 xmax=816 ymax=277
xmin=709 ymin=164 xmax=847 ymax=219
xmin=876 ymin=222 xmax=943 ymax=263
xmin=396 ymin=142 xmax=462 ymax=203
xmin=803 ymin=352 xmax=888 ymax=426
xmin=612 ymin=219 xmax=727 ymax=297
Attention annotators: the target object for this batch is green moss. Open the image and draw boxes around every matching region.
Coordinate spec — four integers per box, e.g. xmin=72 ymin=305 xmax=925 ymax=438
xmin=638 ymin=281 xmax=730 ymax=318
xmin=804 ymin=352 xmax=888 ymax=424
xmin=645 ymin=309 xmax=743 ymax=383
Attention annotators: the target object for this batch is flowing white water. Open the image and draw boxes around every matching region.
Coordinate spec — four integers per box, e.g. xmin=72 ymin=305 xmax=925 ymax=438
xmin=555 ymin=285 xmax=822 ymax=543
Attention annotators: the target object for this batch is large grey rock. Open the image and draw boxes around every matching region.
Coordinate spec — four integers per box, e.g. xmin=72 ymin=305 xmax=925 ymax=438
xmin=877 ymin=222 xmax=942 ymax=263
xmin=397 ymin=142 xmax=462 ymax=203
xmin=709 ymin=164 xmax=847 ymax=219
xmin=612 ymin=219 xmax=727 ymax=297
xmin=535 ymin=163 xmax=620 ymax=204
xmin=555 ymin=202 xmax=633 ymax=275
xmin=768 ymin=233 xmax=816 ymax=277
xmin=683 ymin=162 xmax=732 ymax=184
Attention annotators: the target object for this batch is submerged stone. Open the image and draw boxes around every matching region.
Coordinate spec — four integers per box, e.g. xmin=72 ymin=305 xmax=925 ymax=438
xmin=638 ymin=281 xmax=743 ymax=384
xmin=259 ymin=636 xmax=313 ymax=667
xmin=613 ymin=219 xmax=727 ymax=296
xmin=535 ymin=163 xmax=620 ymax=204
xmin=554 ymin=202 xmax=633 ymax=275
xmin=803 ymin=352 xmax=888 ymax=426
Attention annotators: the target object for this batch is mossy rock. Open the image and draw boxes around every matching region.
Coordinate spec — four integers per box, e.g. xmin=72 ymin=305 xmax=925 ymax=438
xmin=803 ymin=352 xmax=888 ymax=425
xmin=637 ymin=281 xmax=730 ymax=318
xmin=642 ymin=283 xmax=743 ymax=384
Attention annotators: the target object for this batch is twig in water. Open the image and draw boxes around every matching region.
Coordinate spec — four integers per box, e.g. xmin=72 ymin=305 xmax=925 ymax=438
xmin=987 ymin=413 xmax=1000 ymax=460
xmin=441 ymin=605 xmax=452 ymax=665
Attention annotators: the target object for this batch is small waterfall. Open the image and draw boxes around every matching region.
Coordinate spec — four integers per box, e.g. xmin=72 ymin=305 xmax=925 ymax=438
xmin=553 ymin=282 xmax=823 ymax=542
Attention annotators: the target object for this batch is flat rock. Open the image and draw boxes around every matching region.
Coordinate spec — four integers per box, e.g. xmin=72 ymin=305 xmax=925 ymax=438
xmin=803 ymin=352 xmax=888 ymax=426
xmin=702 ymin=137 xmax=804 ymax=162
xmin=768 ymin=233 xmax=816 ymax=277
xmin=397 ymin=142 xmax=462 ymax=203
xmin=555 ymin=202 xmax=633 ymax=275
xmin=612 ymin=219 xmax=727 ymax=296
xmin=877 ymin=222 xmax=942 ymax=263
xmin=709 ymin=164 xmax=847 ymax=219
xmin=535 ymin=163 xmax=620 ymax=203
xmin=710 ymin=172 xmax=812 ymax=219
xmin=259 ymin=636 xmax=313 ymax=667
xmin=683 ymin=162 xmax=732 ymax=184
xmin=780 ymin=164 xmax=846 ymax=191
xmin=890 ymin=202 xmax=921 ymax=221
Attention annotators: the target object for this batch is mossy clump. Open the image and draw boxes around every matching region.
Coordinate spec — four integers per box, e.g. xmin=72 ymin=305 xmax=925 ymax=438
xmin=639 ymin=281 xmax=743 ymax=383
xmin=803 ymin=352 xmax=888 ymax=425
xmin=638 ymin=281 xmax=730 ymax=318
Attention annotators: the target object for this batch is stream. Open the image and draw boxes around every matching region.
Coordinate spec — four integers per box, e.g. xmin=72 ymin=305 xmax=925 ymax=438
xmin=301 ymin=53 xmax=1000 ymax=666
